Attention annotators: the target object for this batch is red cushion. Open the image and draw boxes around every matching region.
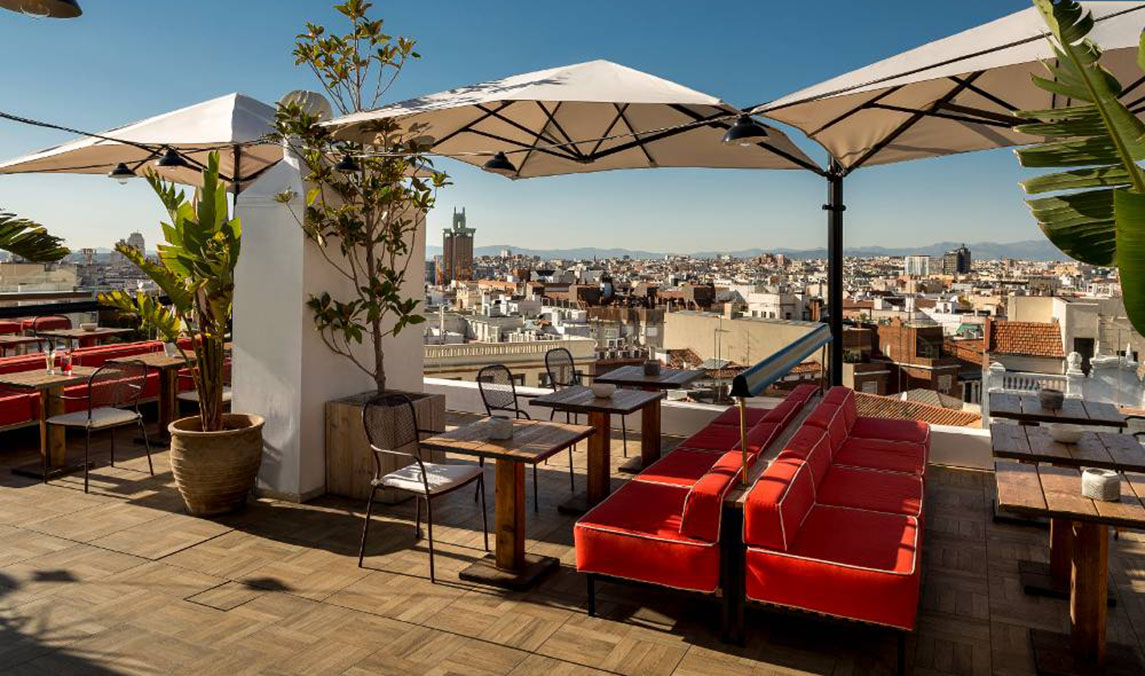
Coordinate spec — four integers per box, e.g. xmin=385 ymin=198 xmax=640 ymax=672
xmin=823 ymin=387 xmax=857 ymax=429
xmin=575 ymin=481 xmax=720 ymax=592
xmin=0 ymin=393 xmax=36 ymax=428
xmin=710 ymin=405 xmax=771 ymax=428
xmin=637 ymin=449 xmax=722 ymax=488
xmin=0 ymin=355 xmax=44 ymax=375
xmin=804 ymin=402 xmax=851 ymax=455
xmin=746 ymin=505 xmax=921 ymax=630
xmin=73 ymin=341 xmax=162 ymax=368
xmin=23 ymin=317 xmax=70 ymax=332
xmin=762 ymin=399 xmax=798 ymax=426
xmin=679 ymin=424 xmax=743 ymax=453
xmin=777 ymin=425 xmax=832 ymax=490
xmin=835 ymin=439 xmax=926 ymax=477
xmin=680 ymin=451 xmax=743 ymax=541
xmin=816 ymin=465 xmax=923 ymax=518
xmin=745 ymin=422 xmax=781 ymax=454
xmin=743 ymin=458 xmax=815 ymax=552
xmin=851 ymin=417 xmax=930 ymax=445
xmin=788 ymin=383 xmax=819 ymax=404
xmin=0 ymin=321 xmax=21 ymax=335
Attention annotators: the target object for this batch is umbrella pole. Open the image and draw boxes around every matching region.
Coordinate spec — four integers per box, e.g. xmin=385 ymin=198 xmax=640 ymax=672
xmin=232 ymin=144 xmax=242 ymax=199
xmin=825 ymin=159 xmax=845 ymax=387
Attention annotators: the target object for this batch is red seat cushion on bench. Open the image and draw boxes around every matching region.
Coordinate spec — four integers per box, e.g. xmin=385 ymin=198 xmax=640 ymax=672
xmin=816 ymin=465 xmax=923 ymax=517
xmin=637 ymin=449 xmax=722 ymax=488
xmin=680 ymin=451 xmax=743 ymax=541
xmin=0 ymin=393 xmax=36 ymax=428
xmin=0 ymin=321 xmax=21 ymax=335
xmin=745 ymin=505 xmax=921 ymax=630
xmin=710 ymin=405 xmax=771 ymax=428
xmin=835 ymin=439 xmax=926 ymax=477
xmin=575 ymin=481 xmax=720 ymax=592
xmin=850 ymin=417 xmax=930 ymax=445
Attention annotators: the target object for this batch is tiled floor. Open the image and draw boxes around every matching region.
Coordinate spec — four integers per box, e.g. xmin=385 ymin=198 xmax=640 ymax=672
xmin=0 ymin=415 xmax=1143 ymax=674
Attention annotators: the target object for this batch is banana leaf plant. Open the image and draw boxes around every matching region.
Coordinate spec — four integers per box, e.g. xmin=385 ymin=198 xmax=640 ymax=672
xmin=0 ymin=210 xmax=68 ymax=262
xmin=98 ymin=151 xmax=239 ymax=432
xmin=1017 ymin=0 xmax=1145 ymax=335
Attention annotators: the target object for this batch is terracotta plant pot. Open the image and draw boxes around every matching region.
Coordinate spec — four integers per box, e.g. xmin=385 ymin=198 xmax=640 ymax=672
xmin=168 ymin=413 xmax=265 ymax=516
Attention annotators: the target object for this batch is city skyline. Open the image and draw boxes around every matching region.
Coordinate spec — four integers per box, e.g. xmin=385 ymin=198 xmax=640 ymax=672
xmin=0 ymin=0 xmax=1047 ymax=252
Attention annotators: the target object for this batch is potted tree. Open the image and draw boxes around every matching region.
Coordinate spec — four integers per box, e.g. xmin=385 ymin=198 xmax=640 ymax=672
xmin=272 ymin=0 xmax=447 ymax=500
xmin=100 ymin=152 xmax=264 ymax=516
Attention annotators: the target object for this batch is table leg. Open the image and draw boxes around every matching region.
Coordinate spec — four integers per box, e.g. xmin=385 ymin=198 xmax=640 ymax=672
xmin=43 ymin=386 xmax=66 ymax=469
xmin=1018 ymin=518 xmax=1115 ymax=606
xmin=1071 ymin=521 xmax=1108 ymax=665
xmin=158 ymin=369 xmax=178 ymax=437
xmin=458 ymin=459 xmax=559 ymax=590
xmin=619 ymin=393 xmax=661 ymax=474
xmin=559 ymin=411 xmax=611 ymax=515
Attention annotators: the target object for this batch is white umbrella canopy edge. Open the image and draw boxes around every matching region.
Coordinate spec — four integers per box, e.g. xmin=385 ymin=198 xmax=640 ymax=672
xmin=753 ymin=2 xmax=1145 ymax=171
xmin=324 ymin=59 xmax=824 ymax=178
xmin=0 ymin=92 xmax=283 ymax=191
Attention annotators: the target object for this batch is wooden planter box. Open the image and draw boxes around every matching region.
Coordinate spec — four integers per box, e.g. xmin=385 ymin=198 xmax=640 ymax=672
xmin=325 ymin=390 xmax=446 ymax=502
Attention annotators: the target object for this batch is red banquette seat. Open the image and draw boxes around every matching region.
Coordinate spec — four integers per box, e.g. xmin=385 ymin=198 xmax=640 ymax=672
xmin=574 ymin=384 xmax=818 ymax=598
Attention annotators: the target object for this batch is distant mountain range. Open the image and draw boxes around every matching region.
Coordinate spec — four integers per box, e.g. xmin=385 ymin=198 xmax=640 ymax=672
xmin=425 ymin=239 xmax=1071 ymax=262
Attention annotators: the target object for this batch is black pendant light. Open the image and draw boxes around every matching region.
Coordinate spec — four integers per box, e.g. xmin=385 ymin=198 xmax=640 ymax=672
xmin=108 ymin=163 xmax=136 ymax=185
xmin=482 ymin=152 xmax=517 ymax=176
xmin=722 ymin=115 xmax=769 ymax=146
xmin=0 ymin=0 xmax=82 ymax=18
xmin=156 ymin=147 xmax=190 ymax=169
xmin=334 ymin=154 xmax=360 ymax=173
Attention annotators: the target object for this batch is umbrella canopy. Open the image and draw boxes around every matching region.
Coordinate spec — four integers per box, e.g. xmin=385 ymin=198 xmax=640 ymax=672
xmin=756 ymin=2 xmax=1145 ymax=172
xmin=0 ymin=93 xmax=282 ymax=190
xmin=326 ymin=59 xmax=821 ymax=177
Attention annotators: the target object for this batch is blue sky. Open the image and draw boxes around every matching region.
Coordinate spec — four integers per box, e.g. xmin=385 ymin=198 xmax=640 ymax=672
xmin=0 ymin=0 xmax=1046 ymax=253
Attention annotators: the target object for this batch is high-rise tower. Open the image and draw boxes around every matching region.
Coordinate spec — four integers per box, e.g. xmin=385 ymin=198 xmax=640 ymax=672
xmin=441 ymin=208 xmax=475 ymax=284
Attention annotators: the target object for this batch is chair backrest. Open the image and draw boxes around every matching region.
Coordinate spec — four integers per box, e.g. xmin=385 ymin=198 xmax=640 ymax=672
xmin=680 ymin=451 xmax=743 ymax=542
xmin=477 ymin=364 xmax=522 ymax=416
xmin=545 ymin=348 xmax=577 ymax=390
xmin=743 ymin=457 xmax=816 ymax=552
xmin=31 ymin=315 xmax=70 ymax=336
xmin=87 ymin=361 xmax=148 ymax=414
xmin=362 ymin=392 xmax=425 ymax=480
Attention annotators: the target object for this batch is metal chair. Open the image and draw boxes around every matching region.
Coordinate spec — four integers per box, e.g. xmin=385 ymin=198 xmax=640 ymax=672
xmin=478 ymin=363 xmax=574 ymax=511
xmin=358 ymin=392 xmax=488 ymax=582
xmin=46 ymin=360 xmax=153 ymax=493
xmin=545 ymin=347 xmax=629 ymax=458
xmin=31 ymin=315 xmax=71 ymax=352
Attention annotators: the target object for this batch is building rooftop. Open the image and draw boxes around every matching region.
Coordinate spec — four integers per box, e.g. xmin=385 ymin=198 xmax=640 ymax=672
xmin=855 ymin=391 xmax=982 ymax=427
xmin=987 ymin=320 xmax=1065 ymax=358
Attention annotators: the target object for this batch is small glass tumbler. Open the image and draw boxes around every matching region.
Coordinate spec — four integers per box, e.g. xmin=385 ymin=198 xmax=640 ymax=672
xmin=44 ymin=348 xmax=56 ymax=375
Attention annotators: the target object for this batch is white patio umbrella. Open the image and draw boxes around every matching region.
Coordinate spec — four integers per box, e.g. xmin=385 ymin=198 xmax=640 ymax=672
xmin=0 ymin=93 xmax=282 ymax=193
xmin=326 ymin=59 xmax=821 ymax=177
xmin=755 ymin=1 xmax=1145 ymax=171
xmin=747 ymin=1 xmax=1145 ymax=385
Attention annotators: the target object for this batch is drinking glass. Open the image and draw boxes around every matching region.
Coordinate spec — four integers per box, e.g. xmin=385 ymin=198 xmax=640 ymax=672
xmin=61 ymin=349 xmax=73 ymax=376
xmin=44 ymin=348 xmax=55 ymax=375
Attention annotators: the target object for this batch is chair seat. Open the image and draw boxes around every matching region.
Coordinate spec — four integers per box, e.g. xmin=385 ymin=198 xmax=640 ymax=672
xmin=177 ymin=386 xmax=233 ymax=404
xmin=379 ymin=462 xmax=483 ymax=495
xmin=47 ymin=407 xmax=140 ymax=430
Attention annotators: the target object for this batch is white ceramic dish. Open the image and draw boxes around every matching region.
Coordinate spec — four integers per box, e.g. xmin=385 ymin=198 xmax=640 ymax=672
xmin=590 ymin=383 xmax=616 ymax=398
xmin=80 ymin=322 xmax=98 ymax=332
xmin=487 ymin=415 xmax=514 ymax=440
xmin=1048 ymin=423 xmax=1083 ymax=444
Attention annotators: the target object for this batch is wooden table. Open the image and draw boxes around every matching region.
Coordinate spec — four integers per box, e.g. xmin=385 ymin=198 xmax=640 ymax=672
xmin=529 ymin=386 xmax=664 ymax=514
xmin=989 ymin=392 xmax=1127 ymax=428
xmin=109 ymin=352 xmax=187 ymax=442
xmin=991 ymin=423 xmax=1140 ymax=605
xmin=0 ymin=334 xmax=43 ymax=356
xmin=995 ymin=461 xmax=1145 ymax=674
xmin=421 ymin=417 xmax=592 ymax=590
xmin=592 ymin=365 xmax=702 ymax=473
xmin=37 ymin=327 xmax=134 ymax=348
xmin=0 ymin=366 xmax=96 ymax=479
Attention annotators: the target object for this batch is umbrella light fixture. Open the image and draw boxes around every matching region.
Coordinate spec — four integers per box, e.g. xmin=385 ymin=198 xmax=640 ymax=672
xmin=108 ymin=162 xmax=136 ymax=185
xmin=334 ymin=154 xmax=360 ymax=173
xmin=722 ymin=115 xmax=769 ymax=146
xmin=0 ymin=0 xmax=81 ymax=18
xmin=156 ymin=147 xmax=190 ymax=169
xmin=482 ymin=152 xmax=517 ymax=176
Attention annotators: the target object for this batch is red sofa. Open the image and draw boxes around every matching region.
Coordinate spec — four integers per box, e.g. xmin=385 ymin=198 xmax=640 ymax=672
xmin=574 ymin=384 xmax=817 ymax=606
xmin=742 ymin=386 xmax=929 ymax=634
xmin=0 ymin=321 xmax=21 ymax=335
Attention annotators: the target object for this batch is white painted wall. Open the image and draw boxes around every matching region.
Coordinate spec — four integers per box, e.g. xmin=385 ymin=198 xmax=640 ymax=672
xmin=233 ymin=151 xmax=425 ymax=502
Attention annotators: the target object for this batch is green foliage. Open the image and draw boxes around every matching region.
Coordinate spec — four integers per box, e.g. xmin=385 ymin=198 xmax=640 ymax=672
xmin=273 ymin=1 xmax=446 ymax=392
xmin=1017 ymin=0 xmax=1145 ymax=334
xmin=0 ymin=210 xmax=68 ymax=262
xmin=98 ymin=152 xmax=240 ymax=432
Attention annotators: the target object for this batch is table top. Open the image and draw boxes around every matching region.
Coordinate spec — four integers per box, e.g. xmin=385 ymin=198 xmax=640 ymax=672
xmin=38 ymin=327 xmax=134 ymax=340
xmin=421 ymin=418 xmax=593 ymax=464
xmin=989 ymin=392 xmax=1126 ymax=427
xmin=592 ymin=365 xmax=702 ymax=390
xmin=991 ymin=424 xmax=1145 ymax=472
xmin=0 ymin=335 xmax=42 ymax=345
xmin=995 ymin=461 xmax=1145 ymax=529
xmin=529 ymin=386 xmax=663 ymax=415
xmin=109 ymin=352 xmax=188 ymax=370
xmin=0 ymin=366 xmax=96 ymax=391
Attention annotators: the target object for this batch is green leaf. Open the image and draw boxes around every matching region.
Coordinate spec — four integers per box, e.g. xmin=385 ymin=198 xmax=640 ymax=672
xmin=0 ymin=210 xmax=68 ymax=262
xmin=1116 ymin=189 xmax=1145 ymax=336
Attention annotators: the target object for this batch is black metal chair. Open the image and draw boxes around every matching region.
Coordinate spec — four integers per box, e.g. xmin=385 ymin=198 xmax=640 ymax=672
xmin=477 ymin=363 xmax=574 ymax=512
xmin=31 ymin=315 xmax=71 ymax=352
xmin=358 ymin=392 xmax=487 ymax=582
xmin=545 ymin=347 xmax=629 ymax=458
xmin=46 ymin=360 xmax=153 ymax=493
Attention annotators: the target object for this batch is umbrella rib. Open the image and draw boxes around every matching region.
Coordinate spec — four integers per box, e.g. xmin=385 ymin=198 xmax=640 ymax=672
xmin=947 ymin=76 xmax=1021 ymax=112
xmin=847 ymin=71 xmax=985 ymax=172
xmin=431 ymin=102 xmax=516 ymax=148
xmin=935 ymin=101 xmax=1024 ymax=126
xmin=587 ymin=106 xmax=717 ymax=162
xmin=808 ymin=87 xmax=903 ymax=137
xmin=866 ymin=102 xmax=1017 ymax=128
xmin=536 ymin=102 xmax=586 ymax=160
xmin=1120 ymin=74 xmax=1145 ymax=110
xmin=667 ymin=104 xmax=825 ymax=175
xmin=515 ymin=102 xmax=568 ymax=175
xmin=464 ymin=128 xmax=580 ymax=162
xmin=588 ymin=105 xmax=628 ymax=157
xmin=614 ymin=104 xmax=656 ymax=166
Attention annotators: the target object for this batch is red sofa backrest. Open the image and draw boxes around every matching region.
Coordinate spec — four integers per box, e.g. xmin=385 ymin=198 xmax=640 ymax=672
xmin=24 ymin=316 xmax=70 ymax=332
xmin=803 ymin=401 xmax=851 ymax=459
xmin=743 ymin=457 xmax=815 ymax=551
xmin=0 ymin=321 xmax=21 ymax=335
xmin=0 ymin=354 xmax=45 ymax=375
xmin=787 ymin=383 xmax=819 ymax=405
xmin=778 ymin=425 xmax=832 ymax=490
xmin=680 ymin=451 xmax=743 ymax=542
xmin=73 ymin=341 xmax=162 ymax=368
xmin=823 ymin=386 xmax=857 ymax=429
